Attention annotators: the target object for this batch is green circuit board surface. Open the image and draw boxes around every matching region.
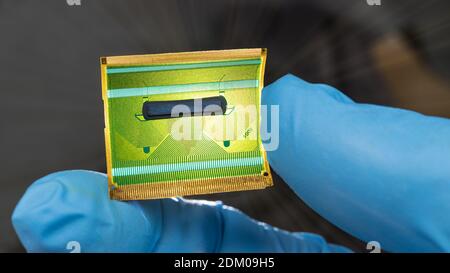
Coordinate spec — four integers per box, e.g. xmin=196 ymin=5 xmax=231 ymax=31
xmin=101 ymin=49 xmax=272 ymax=200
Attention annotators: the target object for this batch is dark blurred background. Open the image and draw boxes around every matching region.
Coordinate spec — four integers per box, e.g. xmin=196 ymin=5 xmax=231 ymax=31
xmin=1 ymin=0 xmax=450 ymax=252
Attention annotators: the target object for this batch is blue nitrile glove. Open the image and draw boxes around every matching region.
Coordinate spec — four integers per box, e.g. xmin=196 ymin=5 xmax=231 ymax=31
xmin=262 ymin=74 xmax=450 ymax=252
xmin=12 ymin=170 xmax=349 ymax=253
xmin=12 ymin=74 xmax=450 ymax=252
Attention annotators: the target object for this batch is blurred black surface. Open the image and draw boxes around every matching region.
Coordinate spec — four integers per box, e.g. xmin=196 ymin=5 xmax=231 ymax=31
xmin=1 ymin=0 xmax=449 ymax=252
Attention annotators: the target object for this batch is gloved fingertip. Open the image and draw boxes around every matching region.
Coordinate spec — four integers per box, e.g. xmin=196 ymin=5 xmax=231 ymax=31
xmin=262 ymin=74 xmax=305 ymax=103
xmin=12 ymin=170 xmax=160 ymax=252
xmin=262 ymin=73 xmax=352 ymax=106
xmin=12 ymin=179 xmax=63 ymax=251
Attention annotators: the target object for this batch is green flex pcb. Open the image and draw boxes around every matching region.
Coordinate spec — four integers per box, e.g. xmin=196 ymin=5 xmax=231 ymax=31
xmin=101 ymin=49 xmax=272 ymax=200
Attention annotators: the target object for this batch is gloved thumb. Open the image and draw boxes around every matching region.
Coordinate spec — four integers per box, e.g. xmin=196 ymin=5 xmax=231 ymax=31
xmin=12 ymin=170 xmax=350 ymax=252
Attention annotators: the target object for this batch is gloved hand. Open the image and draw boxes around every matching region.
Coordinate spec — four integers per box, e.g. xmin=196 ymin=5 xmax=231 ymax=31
xmin=12 ymin=74 xmax=450 ymax=253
